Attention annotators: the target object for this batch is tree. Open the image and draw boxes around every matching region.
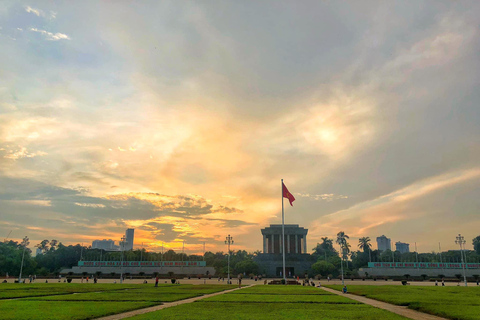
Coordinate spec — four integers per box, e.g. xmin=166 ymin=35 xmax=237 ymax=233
xmin=0 ymin=241 xmax=36 ymax=277
xmin=234 ymin=260 xmax=259 ymax=275
xmin=311 ymin=260 xmax=336 ymax=277
xmin=312 ymin=237 xmax=337 ymax=260
xmin=336 ymin=232 xmax=349 ymax=248
xmin=351 ymin=250 xmax=370 ymax=269
xmin=473 ymin=236 xmax=480 ymax=255
xmin=35 ymin=240 xmax=50 ymax=254
xmin=358 ymin=237 xmax=372 ymax=252
xmin=336 ymin=231 xmax=350 ymax=260
xmin=320 ymin=237 xmax=334 ymax=249
xmin=49 ymin=240 xmax=58 ymax=251
xmin=342 ymin=243 xmax=351 ymax=260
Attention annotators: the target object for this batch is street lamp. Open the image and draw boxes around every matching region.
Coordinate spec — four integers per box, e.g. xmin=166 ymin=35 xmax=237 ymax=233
xmin=455 ymin=234 xmax=468 ymax=287
xmin=18 ymin=236 xmax=29 ymax=283
xmin=120 ymin=235 xmax=126 ymax=284
xmin=225 ymin=235 xmax=234 ymax=285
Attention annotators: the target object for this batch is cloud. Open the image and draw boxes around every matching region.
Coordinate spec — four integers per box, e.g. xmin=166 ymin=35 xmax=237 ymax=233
xmin=24 ymin=6 xmax=56 ymax=19
xmin=295 ymin=193 xmax=348 ymax=202
xmin=310 ymin=167 xmax=480 ymax=238
xmin=3 ymin=146 xmax=47 ymax=160
xmin=24 ymin=6 xmax=43 ymax=17
xmin=29 ymin=28 xmax=70 ymax=41
xmin=74 ymin=202 xmax=106 ymax=208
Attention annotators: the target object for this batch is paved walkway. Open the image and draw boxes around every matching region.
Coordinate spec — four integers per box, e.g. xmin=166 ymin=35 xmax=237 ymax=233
xmin=320 ymin=286 xmax=448 ymax=320
xmin=95 ymin=285 xmax=248 ymax=320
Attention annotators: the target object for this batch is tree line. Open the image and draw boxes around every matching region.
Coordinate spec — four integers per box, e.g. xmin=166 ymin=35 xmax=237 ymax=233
xmin=2 ymin=235 xmax=480 ymax=278
xmin=0 ymin=239 xmax=262 ymax=277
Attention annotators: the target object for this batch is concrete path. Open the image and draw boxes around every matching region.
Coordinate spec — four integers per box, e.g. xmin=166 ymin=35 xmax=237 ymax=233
xmin=320 ymin=286 xmax=448 ymax=320
xmin=95 ymin=285 xmax=248 ymax=320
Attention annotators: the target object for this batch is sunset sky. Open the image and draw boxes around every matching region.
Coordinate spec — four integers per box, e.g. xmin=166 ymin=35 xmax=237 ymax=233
xmin=1 ymin=1 xmax=479 ymax=256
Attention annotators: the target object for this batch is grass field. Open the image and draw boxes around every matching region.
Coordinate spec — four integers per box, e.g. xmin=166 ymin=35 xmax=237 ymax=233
xmin=0 ymin=283 xmax=231 ymax=320
xmin=327 ymin=285 xmax=480 ymax=320
xmin=127 ymin=285 xmax=410 ymax=320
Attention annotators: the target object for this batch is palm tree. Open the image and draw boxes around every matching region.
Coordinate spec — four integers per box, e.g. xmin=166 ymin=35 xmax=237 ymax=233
xmin=336 ymin=231 xmax=349 ymax=286
xmin=321 ymin=237 xmax=333 ymax=249
xmin=342 ymin=242 xmax=351 ymax=259
xmin=336 ymin=231 xmax=349 ymax=248
xmin=358 ymin=237 xmax=371 ymax=252
xmin=358 ymin=237 xmax=372 ymax=262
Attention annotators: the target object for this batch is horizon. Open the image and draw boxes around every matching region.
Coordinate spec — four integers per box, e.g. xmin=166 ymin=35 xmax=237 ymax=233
xmin=1 ymin=1 xmax=479 ymax=255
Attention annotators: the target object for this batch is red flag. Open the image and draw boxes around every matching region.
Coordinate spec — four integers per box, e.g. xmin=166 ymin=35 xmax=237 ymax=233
xmin=282 ymin=182 xmax=295 ymax=206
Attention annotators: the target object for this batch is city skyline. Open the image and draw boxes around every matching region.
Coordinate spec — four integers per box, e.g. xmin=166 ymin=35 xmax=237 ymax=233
xmin=1 ymin=1 xmax=479 ymax=254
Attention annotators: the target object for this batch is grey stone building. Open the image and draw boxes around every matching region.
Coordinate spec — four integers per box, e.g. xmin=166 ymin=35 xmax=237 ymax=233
xmin=254 ymin=224 xmax=314 ymax=277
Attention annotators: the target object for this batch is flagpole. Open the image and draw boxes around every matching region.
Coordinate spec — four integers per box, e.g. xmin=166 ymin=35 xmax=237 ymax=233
xmin=281 ymin=179 xmax=286 ymax=283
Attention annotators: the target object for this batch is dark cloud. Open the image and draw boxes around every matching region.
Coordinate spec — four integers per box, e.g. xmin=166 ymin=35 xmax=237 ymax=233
xmin=1 ymin=1 xmax=480 ymax=252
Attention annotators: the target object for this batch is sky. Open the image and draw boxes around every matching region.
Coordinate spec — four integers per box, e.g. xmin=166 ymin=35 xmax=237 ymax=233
xmin=0 ymin=1 xmax=479 ymax=256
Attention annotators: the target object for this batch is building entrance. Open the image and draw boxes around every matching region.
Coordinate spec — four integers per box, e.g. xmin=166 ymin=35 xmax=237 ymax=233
xmin=276 ymin=267 xmax=295 ymax=277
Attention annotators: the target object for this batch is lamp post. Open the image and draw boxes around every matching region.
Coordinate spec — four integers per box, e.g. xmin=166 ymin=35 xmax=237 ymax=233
xmin=225 ymin=235 xmax=234 ymax=285
xmin=120 ymin=235 xmax=125 ymax=284
xmin=455 ymin=234 xmax=468 ymax=287
xmin=18 ymin=236 xmax=29 ymax=283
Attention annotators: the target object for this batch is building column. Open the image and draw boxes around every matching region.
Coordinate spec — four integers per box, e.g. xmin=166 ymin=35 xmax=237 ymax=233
xmin=295 ymin=235 xmax=298 ymax=254
xmin=263 ymin=235 xmax=267 ymax=253
xmin=303 ymin=235 xmax=307 ymax=254
xmin=287 ymin=235 xmax=290 ymax=253
xmin=279 ymin=234 xmax=282 ymax=254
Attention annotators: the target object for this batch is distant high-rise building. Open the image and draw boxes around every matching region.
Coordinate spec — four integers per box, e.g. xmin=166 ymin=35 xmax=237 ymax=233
xmin=395 ymin=241 xmax=410 ymax=253
xmin=376 ymin=235 xmax=391 ymax=251
xmin=125 ymin=228 xmax=134 ymax=251
xmin=92 ymin=239 xmax=117 ymax=251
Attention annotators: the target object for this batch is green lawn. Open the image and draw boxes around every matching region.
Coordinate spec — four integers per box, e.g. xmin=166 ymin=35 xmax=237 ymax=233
xmin=203 ymin=293 xmax=360 ymax=304
xmin=0 ymin=283 xmax=139 ymax=299
xmin=128 ymin=302 xmax=409 ymax=320
xmin=127 ymin=285 xmax=409 ymax=320
xmin=0 ymin=300 xmax=158 ymax=320
xmin=327 ymin=285 xmax=480 ymax=320
xmin=231 ymin=285 xmax=325 ymax=295
xmin=24 ymin=291 xmax=200 ymax=302
xmin=0 ymin=283 xmax=232 ymax=320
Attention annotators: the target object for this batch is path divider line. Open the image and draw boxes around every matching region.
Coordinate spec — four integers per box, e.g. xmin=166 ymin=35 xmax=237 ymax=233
xmin=95 ymin=285 xmax=252 ymax=320
xmin=319 ymin=286 xmax=448 ymax=320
